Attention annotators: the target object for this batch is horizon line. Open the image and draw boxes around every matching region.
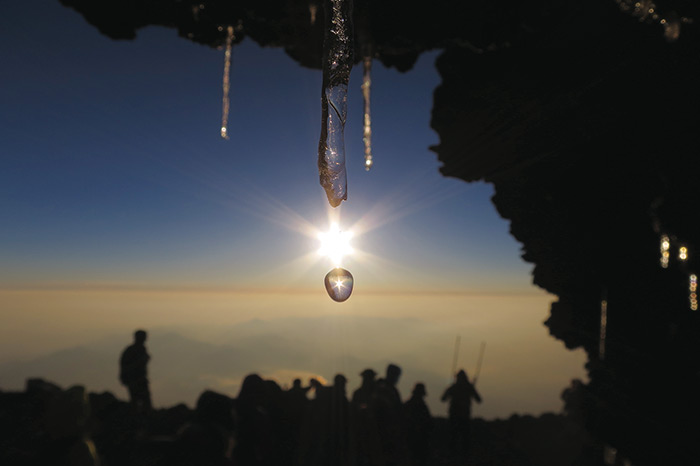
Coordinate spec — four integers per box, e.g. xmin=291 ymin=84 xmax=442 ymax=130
xmin=0 ymin=282 xmax=549 ymax=298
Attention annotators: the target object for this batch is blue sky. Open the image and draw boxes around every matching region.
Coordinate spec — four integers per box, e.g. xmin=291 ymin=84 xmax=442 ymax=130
xmin=1 ymin=1 xmax=530 ymax=293
xmin=0 ymin=2 xmax=587 ymax=417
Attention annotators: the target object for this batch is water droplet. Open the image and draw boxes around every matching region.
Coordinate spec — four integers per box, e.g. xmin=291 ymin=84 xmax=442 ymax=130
xmin=324 ymin=267 xmax=354 ymax=302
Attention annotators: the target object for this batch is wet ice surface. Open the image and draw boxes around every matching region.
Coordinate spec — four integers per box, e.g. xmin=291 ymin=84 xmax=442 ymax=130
xmin=318 ymin=0 xmax=353 ymax=207
xmin=319 ymin=84 xmax=348 ymax=206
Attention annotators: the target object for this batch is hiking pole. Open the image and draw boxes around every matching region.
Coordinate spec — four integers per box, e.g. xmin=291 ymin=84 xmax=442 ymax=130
xmin=472 ymin=341 xmax=486 ymax=385
xmin=450 ymin=335 xmax=461 ymax=379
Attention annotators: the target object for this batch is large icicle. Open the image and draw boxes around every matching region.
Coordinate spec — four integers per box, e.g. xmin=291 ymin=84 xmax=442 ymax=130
xmin=362 ymin=56 xmax=373 ymax=171
xmin=318 ymin=0 xmax=354 ymax=207
xmin=220 ymin=25 xmax=234 ymax=140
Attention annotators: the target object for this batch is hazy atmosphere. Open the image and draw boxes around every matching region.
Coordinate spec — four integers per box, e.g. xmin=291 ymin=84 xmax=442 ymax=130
xmin=0 ymin=289 xmax=585 ymax=418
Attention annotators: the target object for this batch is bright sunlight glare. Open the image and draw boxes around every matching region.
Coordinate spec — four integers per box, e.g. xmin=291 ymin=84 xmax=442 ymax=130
xmin=318 ymin=223 xmax=354 ymax=266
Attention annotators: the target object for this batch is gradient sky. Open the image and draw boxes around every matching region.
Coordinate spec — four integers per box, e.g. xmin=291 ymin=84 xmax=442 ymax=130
xmin=0 ymin=2 xmax=587 ymax=418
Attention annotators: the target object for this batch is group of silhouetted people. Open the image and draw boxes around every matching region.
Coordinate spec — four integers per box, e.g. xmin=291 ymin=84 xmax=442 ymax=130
xmin=118 ymin=329 xmax=482 ymax=466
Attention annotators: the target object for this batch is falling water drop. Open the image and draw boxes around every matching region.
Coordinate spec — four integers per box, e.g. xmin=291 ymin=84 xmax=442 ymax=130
xmin=318 ymin=0 xmax=354 ymax=207
xmin=362 ymin=56 xmax=373 ymax=171
xmin=220 ymin=25 xmax=235 ymax=140
xmin=324 ymin=267 xmax=354 ymax=302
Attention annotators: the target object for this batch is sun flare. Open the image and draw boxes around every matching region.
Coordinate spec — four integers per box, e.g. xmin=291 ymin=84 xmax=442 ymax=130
xmin=317 ymin=223 xmax=354 ymax=266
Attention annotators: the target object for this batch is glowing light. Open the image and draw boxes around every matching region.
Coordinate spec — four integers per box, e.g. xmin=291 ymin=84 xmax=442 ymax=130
xmin=318 ymin=223 xmax=353 ymax=266
xmin=691 ymin=274 xmax=698 ymax=311
xmin=679 ymin=246 xmax=688 ymax=261
xmin=614 ymin=0 xmax=692 ymax=42
xmin=603 ymin=445 xmax=617 ymax=466
xmin=309 ymin=4 xmax=317 ymax=24
xmin=660 ymin=235 xmax=670 ymax=268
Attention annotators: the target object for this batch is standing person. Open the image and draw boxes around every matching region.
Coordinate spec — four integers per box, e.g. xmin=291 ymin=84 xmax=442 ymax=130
xmin=119 ymin=329 xmax=152 ymax=413
xmin=351 ymin=369 xmax=381 ymax=466
xmin=441 ymin=369 xmax=481 ymax=454
xmin=329 ymin=374 xmax=350 ymax=466
xmin=375 ymin=364 xmax=407 ymax=466
xmin=403 ymin=383 xmax=432 ymax=466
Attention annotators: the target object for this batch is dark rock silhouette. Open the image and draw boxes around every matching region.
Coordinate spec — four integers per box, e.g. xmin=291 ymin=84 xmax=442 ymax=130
xmin=0 ymin=373 xmax=608 ymax=466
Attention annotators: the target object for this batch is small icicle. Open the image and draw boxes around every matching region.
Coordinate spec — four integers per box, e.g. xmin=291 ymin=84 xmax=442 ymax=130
xmin=220 ymin=25 xmax=235 ymax=140
xmin=318 ymin=0 xmax=354 ymax=207
xmin=599 ymin=299 xmax=608 ymax=361
xmin=362 ymin=56 xmax=373 ymax=171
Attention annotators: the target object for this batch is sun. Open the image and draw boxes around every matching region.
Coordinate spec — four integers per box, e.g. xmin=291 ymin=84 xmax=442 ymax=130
xmin=317 ymin=223 xmax=354 ymax=266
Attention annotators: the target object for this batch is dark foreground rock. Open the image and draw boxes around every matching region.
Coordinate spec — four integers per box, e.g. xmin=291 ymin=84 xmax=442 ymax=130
xmin=1 ymin=378 xmax=608 ymax=466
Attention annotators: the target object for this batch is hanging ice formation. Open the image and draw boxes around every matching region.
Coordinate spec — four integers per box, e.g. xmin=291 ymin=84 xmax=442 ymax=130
xmin=362 ymin=56 xmax=373 ymax=171
xmin=318 ymin=0 xmax=354 ymax=208
xmin=220 ymin=25 xmax=235 ymax=139
xmin=599 ymin=299 xmax=608 ymax=360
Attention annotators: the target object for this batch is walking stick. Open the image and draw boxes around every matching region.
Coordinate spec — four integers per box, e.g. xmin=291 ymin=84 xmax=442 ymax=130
xmin=472 ymin=341 xmax=486 ymax=385
xmin=450 ymin=335 xmax=461 ymax=379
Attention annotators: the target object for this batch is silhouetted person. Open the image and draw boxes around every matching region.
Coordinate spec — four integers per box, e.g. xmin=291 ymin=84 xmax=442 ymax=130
xmin=352 ymin=369 xmax=377 ymax=409
xmin=119 ymin=330 xmax=151 ymax=413
xmin=375 ymin=364 xmax=407 ymax=466
xmin=172 ymin=390 xmax=235 ymax=466
xmin=288 ymin=378 xmax=311 ymax=403
xmin=299 ymin=378 xmax=329 ymax=466
xmin=262 ymin=379 xmax=286 ymax=465
xmin=441 ymin=369 xmax=481 ymax=454
xmin=351 ymin=369 xmax=381 ymax=466
xmin=376 ymin=364 xmax=402 ymax=407
xmin=43 ymin=385 xmax=100 ymax=466
xmin=233 ymin=374 xmax=272 ymax=466
xmin=403 ymin=383 xmax=432 ymax=466
xmin=284 ymin=378 xmax=311 ymax=464
xmin=329 ymin=374 xmax=350 ymax=466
